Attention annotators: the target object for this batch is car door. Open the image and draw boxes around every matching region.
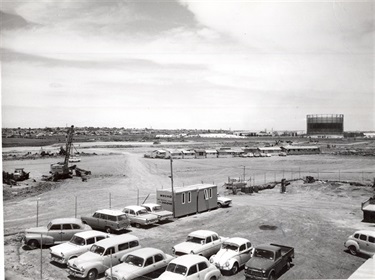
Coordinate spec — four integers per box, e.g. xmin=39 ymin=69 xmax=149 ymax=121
xmin=210 ymin=234 xmax=221 ymax=256
xmin=48 ymin=223 xmax=63 ymax=243
xmin=62 ymin=224 xmax=75 ymax=241
xmin=102 ymin=246 xmax=118 ymax=273
xmin=143 ymin=256 xmax=155 ymax=276
xmin=358 ymin=234 xmax=369 ymax=253
xmin=239 ymin=242 xmax=253 ymax=266
xmin=367 ymin=235 xmax=375 ymax=255
xmin=359 ymin=234 xmax=375 ymax=255
xmin=186 ymin=263 xmax=200 ymax=280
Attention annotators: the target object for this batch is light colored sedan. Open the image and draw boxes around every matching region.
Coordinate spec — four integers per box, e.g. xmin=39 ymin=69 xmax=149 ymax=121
xmin=344 ymin=230 xmax=375 ymax=256
xmin=122 ymin=205 xmax=159 ymax=228
xmin=210 ymin=237 xmax=253 ymax=275
xmin=50 ymin=230 xmax=110 ymax=264
xmin=155 ymin=254 xmax=221 ymax=280
xmin=104 ymin=247 xmax=174 ymax=280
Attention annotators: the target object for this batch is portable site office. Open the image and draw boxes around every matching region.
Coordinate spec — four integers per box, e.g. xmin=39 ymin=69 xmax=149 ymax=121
xmin=156 ymin=184 xmax=218 ymax=218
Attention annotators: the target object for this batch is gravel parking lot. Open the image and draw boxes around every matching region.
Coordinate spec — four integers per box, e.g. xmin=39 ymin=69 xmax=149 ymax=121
xmin=3 ymin=147 xmax=375 ymax=280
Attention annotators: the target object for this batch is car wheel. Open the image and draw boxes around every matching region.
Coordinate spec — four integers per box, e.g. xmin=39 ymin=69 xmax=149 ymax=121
xmin=135 ymin=223 xmax=141 ymax=228
xmin=105 ymin=227 xmax=113 ymax=234
xmin=231 ymin=263 xmax=239 ymax=275
xmin=268 ymin=272 xmax=276 ymax=280
xmin=28 ymin=239 xmax=40 ymax=249
xmin=86 ymin=269 xmax=98 ymax=280
xmin=349 ymin=246 xmax=357 ymax=256
xmin=286 ymin=261 xmax=291 ymax=270
xmin=209 ymin=277 xmax=216 ymax=280
xmin=217 ymin=203 xmax=222 ymax=208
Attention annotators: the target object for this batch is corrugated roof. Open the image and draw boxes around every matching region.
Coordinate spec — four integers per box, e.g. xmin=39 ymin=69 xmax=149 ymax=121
xmin=258 ymin=147 xmax=282 ymax=151
xmin=282 ymin=145 xmax=319 ymax=150
xmin=174 ymin=183 xmax=216 ymax=193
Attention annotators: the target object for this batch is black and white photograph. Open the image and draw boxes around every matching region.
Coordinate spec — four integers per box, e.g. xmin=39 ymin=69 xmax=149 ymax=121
xmin=1 ymin=0 xmax=375 ymax=279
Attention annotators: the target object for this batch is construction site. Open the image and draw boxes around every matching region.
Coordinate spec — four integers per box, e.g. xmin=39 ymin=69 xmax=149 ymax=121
xmin=2 ymin=124 xmax=375 ymax=280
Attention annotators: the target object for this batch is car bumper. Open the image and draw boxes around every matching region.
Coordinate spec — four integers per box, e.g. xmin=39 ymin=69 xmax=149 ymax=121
xmin=67 ymin=268 xmax=86 ymax=278
xmin=50 ymin=253 xmax=66 ymax=264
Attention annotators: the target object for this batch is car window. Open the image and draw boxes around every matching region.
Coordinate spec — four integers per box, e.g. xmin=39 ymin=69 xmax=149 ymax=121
xmin=247 ymin=242 xmax=252 ymax=249
xmin=129 ymin=240 xmax=139 ymax=248
xmin=206 ymin=236 xmax=212 ymax=243
xmin=50 ymin=224 xmax=61 ymax=230
xmin=145 ymin=257 xmax=153 ymax=266
xmin=198 ymin=261 xmax=208 ymax=271
xmin=155 ymin=254 xmax=164 ymax=262
xmin=130 ymin=210 xmax=135 ymax=215
xmin=354 ymin=233 xmax=359 ymax=239
xmin=144 ymin=206 xmax=151 ymax=211
xmin=360 ymin=234 xmax=367 ymax=241
xmin=108 ymin=215 xmax=116 ymax=222
xmin=187 ymin=264 xmax=198 ymax=275
xmin=369 ymin=236 xmax=375 ymax=243
xmin=212 ymin=234 xmax=219 ymax=241
xmin=100 ymin=214 xmax=108 ymax=220
xmin=104 ymin=247 xmax=115 ymax=256
xmin=239 ymin=244 xmax=246 ymax=251
xmin=96 ymin=236 xmax=105 ymax=242
xmin=87 ymin=237 xmax=95 ymax=245
xmin=93 ymin=212 xmax=100 ymax=218
xmin=118 ymin=242 xmax=129 ymax=251
xmin=72 ymin=224 xmax=81 ymax=229
xmin=63 ymin=224 xmax=72 ymax=230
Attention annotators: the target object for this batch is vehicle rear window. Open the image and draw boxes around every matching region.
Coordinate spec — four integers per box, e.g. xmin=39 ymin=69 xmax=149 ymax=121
xmin=155 ymin=254 xmax=164 ymax=262
xmin=72 ymin=224 xmax=81 ymax=229
xmin=129 ymin=240 xmax=139 ymax=248
xmin=369 ymin=236 xmax=375 ymax=243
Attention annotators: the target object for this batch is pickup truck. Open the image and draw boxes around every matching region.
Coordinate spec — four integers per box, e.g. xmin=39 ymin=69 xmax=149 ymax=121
xmin=244 ymin=244 xmax=294 ymax=280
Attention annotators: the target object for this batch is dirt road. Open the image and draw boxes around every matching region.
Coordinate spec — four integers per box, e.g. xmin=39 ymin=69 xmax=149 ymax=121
xmin=3 ymin=150 xmax=375 ymax=280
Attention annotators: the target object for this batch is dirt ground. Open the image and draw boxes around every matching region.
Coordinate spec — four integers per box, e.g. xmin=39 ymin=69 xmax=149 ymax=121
xmin=2 ymin=144 xmax=375 ymax=280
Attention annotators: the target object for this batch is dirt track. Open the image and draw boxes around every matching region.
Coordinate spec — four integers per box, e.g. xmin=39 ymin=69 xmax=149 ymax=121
xmin=3 ymin=148 xmax=375 ymax=280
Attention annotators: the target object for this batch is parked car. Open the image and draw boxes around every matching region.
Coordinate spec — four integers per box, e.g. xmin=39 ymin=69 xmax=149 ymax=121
xmin=172 ymin=230 xmax=228 ymax=258
xmin=80 ymin=209 xmax=130 ymax=233
xmin=67 ymin=234 xmax=141 ymax=280
xmin=278 ymin=152 xmax=287 ymax=157
xmin=244 ymin=244 xmax=294 ymax=280
xmin=104 ymin=247 xmax=174 ymax=280
xmin=344 ymin=230 xmax=375 ymax=256
xmin=49 ymin=230 xmax=110 ymax=265
xmin=155 ymin=254 xmax=222 ymax=280
xmin=217 ymin=194 xmax=232 ymax=208
xmin=122 ymin=205 xmax=159 ymax=228
xmin=22 ymin=218 xmax=91 ymax=249
xmin=210 ymin=237 xmax=253 ymax=275
xmin=141 ymin=203 xmax=174 ymax=222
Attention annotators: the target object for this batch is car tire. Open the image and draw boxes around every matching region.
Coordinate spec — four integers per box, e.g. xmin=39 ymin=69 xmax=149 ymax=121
xmin=231 ymin=263 xmax=239 ymax=275
xmin=268 ymin=272 xmax=276 ymax=280
xmin=134 ymin=223 xmax=141 ymax=228
xmin=349 ymin=246 xmax=357 ymax=256
xmin=105 ymin=227 xmax=113 ymax=234
xmin=217 ymin=203 xmax=222 ymax=208
xmin=86 ymin=269 xmax=98 ymax=280
xmin=209 ymin=277 xmax=216 ymax=280
xmin=286 ymin=261 xmax=291 ymax=270
xmin=28 ymin=239 xmax=40 ymax=249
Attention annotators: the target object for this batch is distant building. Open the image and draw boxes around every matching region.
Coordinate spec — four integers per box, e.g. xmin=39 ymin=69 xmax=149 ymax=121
xmin=307 ymin=114 xmax=344 ymax=138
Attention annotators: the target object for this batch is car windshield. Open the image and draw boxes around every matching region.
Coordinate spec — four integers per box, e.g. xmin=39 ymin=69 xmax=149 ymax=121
xmin=70 ymin=236 xmax=86 ymax=246
xmin=47 ymin=222 xmax=52 ymax=230
xmin=222 ymin=243 xmax=239 ymax=251
xmin=254 ymin=249 xmax=274 ymax=260
xmin=166 ymin=263 xmax=187 ymax=275
xmin=90 ymin=245 xmax=105 ymax=255
xmin=186 ymin=236 xmax=205 ymax=244
xmin=118 ymin=214 xmax=128 ymax=221
xmin=124 ymin=255 xmax=144 ymax=267
xmin=137 ymin=209 xmax=148 ymax=215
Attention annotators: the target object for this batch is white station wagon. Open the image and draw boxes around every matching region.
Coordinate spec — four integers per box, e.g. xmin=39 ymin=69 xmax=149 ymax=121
xmin=67 ymin=234 xmax=141 ymax=280
xmin=172 ymin=230 xmax=228 ymax=258
xmin=156 ymin=254 xmax=221 ymax=280
xmin=344 ymin=230 xmax=375 ymax=256
xmin=104 ymin=247 xmax=174 ymax=280
xmin=209 ymin=237 xmax=253 ymax=275
xmin=49 ymin=230 xmax=110 ymax=265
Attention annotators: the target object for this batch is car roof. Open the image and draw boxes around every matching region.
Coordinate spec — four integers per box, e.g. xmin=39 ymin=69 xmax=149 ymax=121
xmin=50 ymin=218 xmax=83 ymax=224
xmin=141 ymin=203 xmax=160 ymax=208
xmin=127 ymin=247 xmax=164 ymax=258
xmin=123 ymin=205 xmax=147 ymax=212
xmin=188 ymin=230 xmax=218 ymax=238
xmin=95 ymin=209 xmax=125 ymax=216
xmin=223 ymin=237 xmax=250 ymax=245
xmin=256 ymin=244 xmax=280 ymax=252
xmin=74 ymin=230 xmax=109 ymax=239
xmin=354 ymin=230 xmax=375 ymax=236
xmin=171 ymin=255 xmax=208 ymax=266
xmin=95 ymin=234 xmax=138 ymax=248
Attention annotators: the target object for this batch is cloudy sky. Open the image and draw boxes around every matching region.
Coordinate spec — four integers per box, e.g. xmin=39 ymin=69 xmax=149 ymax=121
xmin=1 ymin=0 xmax=374 ymax=131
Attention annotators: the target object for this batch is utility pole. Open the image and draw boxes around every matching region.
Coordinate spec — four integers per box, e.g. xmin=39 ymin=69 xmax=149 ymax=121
xmin=170 ymin=157 xmax=175 ymax=218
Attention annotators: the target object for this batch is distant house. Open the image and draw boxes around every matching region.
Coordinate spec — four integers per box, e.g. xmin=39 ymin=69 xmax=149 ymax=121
xmin=151 ymin=149 xmax=167 ymax=158
xmin=180 ymin=149 xmax=195 ymax=159
xmin=281 ymin=146 xmax=320 ymax=155
xmin=165 ymin=149 xmax=183 ymax=159
xmin=217 ymin=149 xmax=233 ymax=158
xmin=258 ymin=147 xmax=282 ymax=155
xmin=194 ymin=149 xmax=207 ymax=159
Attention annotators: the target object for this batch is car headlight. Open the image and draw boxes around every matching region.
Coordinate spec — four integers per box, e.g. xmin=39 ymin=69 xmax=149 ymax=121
xmin=209 ymin=256 xmax=214 ymax=263
xmin=224 ymin=261 xmax=230 ymax=267
xmin=262 ymin=270 xmax=266 ymax=276
xmin=190 ymin=250 xmax=195 ymax=254
xmin=81 ymin=266 xmax=85 ymax=272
